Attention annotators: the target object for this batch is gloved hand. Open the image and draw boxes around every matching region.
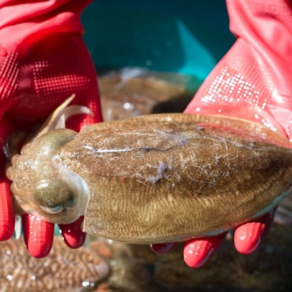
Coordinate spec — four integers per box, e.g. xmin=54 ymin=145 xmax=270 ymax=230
xmin=0 ymin=0 xmax=102 ymax=257
xmin=151 ymin=0 xmax=292 ymax=268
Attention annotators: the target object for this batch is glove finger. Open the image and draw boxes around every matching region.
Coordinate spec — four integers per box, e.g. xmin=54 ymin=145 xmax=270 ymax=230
xmin=0 ymin=118 xmax=16 ymax=240
xmin=150 ymin=242 xmax=177 ymax=254
xmin=59 ymin=216 xmax=86 ymax=249
xmin=22 ymin=213 xmax=54 ymax=258
xmin=0 ymin=173 xmax=14 ymax=240
xmin=183 ymin=232 xmax=227 ymax=268
xmin=234 ymin=207 xmax=277 ymax=254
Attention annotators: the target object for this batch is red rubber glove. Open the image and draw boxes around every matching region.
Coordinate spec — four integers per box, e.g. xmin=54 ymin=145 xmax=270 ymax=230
xmin=0 ymin=0 xmax=102 ymax=258
xmin=152 ymin=0 xmax=292 ymax=268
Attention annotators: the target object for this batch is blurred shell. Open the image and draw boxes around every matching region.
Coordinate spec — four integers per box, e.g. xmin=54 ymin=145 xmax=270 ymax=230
xmin=0 ymin=237 xmax=109 ymax=292
xmin=0 ymin=237 xmax=152 ymax=292
xmin=98 ymin=68 xmax=195 ymax=121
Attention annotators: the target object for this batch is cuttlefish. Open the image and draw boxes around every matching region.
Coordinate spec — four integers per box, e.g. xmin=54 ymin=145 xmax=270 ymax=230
xmin=5 ymin=96 xmax=292 ymax=244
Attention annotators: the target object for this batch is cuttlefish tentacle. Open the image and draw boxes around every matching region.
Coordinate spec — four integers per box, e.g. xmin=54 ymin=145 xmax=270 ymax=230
xmin=6 ymin=95 xmax=94 ymax=160
xmin=32 ymin=94 xmax=75 ymax=141
xmin=5 ymin=97 xmax=292 ymax=244
xmin=23 ymin=94 xmax=94 ymax=145
xmin=59 ymin=105 xmax=94 ymax=128
xmin=4 ymin=131 xmax=27 ymax=168
xmin=5 ymin=95 xmax=76 ymax=158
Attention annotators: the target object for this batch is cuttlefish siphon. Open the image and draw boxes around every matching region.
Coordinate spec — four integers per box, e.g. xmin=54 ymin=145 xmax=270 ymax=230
xmin=5 ymin=96 xmax=292 ymax=244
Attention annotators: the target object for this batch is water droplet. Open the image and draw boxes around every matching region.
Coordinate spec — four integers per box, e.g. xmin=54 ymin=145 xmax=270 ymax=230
xmin=82 ymin=281 xmax=90 ymax=287
xmin=124 ymin=102 xmax=133 ymax=110
xmin=7 ymin=275 xmax=13 ymax=281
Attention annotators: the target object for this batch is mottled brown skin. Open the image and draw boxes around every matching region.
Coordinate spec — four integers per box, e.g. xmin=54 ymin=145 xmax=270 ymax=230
xmin=56 ymin=114 xmax=292 ymax=243
xmin=6 ymin=100 xmax=292 ymax=244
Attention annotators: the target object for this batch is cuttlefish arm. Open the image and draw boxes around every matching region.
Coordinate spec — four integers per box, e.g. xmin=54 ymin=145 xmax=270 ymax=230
xmin=5 ymin=97 xmax=292 ymax=245
xmin=22 ymin=94 xmax=94 ymax=145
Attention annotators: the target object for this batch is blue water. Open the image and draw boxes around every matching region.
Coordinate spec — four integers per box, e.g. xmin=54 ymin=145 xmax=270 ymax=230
xmin=82 ymin=0 xmax=235 ymax=82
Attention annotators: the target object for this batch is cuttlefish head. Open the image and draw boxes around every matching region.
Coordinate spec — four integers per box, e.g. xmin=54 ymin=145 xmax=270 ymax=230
xmin=5 ymin=95 xmax=93 ymax=224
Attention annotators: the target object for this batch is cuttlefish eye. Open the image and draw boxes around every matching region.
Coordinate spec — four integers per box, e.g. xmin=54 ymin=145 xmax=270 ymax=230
xmin=34 ymin=179 xmax=75 ymax=215
xmin=41 ymin=204 xmax=64 ymax=214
